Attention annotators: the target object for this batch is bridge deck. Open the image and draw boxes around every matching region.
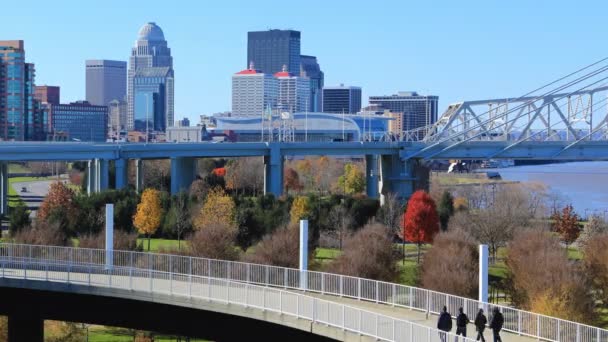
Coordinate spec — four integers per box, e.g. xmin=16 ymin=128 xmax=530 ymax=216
xmin=300 ymin=291 xmax=535 ymax=341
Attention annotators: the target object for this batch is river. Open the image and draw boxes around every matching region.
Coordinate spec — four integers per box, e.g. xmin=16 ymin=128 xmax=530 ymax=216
xmin=493 ymin=161 xmax=608 ymax=218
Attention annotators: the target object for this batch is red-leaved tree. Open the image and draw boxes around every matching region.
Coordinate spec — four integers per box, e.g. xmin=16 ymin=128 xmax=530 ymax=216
xmin=403 ymin=190 xmax=440 ymax=264
xmin=551 ymin=204 xmax=581 ymax=248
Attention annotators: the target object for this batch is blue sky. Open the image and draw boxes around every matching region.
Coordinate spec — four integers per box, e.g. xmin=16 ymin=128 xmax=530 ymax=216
xmin=3 ymin=0 xmax=606 ymax=122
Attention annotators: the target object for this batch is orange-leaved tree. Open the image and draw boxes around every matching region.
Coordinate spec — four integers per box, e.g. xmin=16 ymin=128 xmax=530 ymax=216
xmin=38 ymin=181 xmax=76 ymax=223
xmin=551 ymin=204 xmax=581 ymax=248
xmin=133 ymin=188 xmax=162 ymax=251
xmin=193 ymin=187 xmax=236 ymax=230
xmin=403 ymin=190 xmax=439 ymax=264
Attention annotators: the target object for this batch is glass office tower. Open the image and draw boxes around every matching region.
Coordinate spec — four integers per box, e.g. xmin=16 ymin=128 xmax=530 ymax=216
xmin=127 ymin=22 xmax=174 ymax=131
xmin=247 ymin=30 xmax=301 ymax=75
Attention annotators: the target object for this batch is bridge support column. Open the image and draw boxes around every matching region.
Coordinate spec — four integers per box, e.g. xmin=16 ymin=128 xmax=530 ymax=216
xmin=87 ymin=159 xmax=97 ymax=195
xmin=98 ymin=159 xmax=109 ymax=191
xmin=170 ymin=157 xmax=197 ymax=195
xmin=0 ymin=162 xmax=8 ymax=216
xmin=114 ymin=159 xmax=128 ymax=190
xmin=379 ymin=155 xmax=419 ymax=205
xmin=135 ymin=159 xmax=144 ymax=192
xmin=8 ymin=315 xmax=43 ymax=342
xmin=365 ymin=155 xmax=379 ymax=198
xmin=264 ymin=146 xmax=283 ymax=197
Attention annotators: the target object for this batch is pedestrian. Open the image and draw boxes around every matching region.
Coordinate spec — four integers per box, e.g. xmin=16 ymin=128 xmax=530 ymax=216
xmin=455 ymin=307 xmax=470 ymax=341
xmin=437 ymin=305 xmax=453 ymax=342
xmin=474 ymin=308 xmax=487 ymax=342
xmin=490 ymin=307 xmax=504 ymax=342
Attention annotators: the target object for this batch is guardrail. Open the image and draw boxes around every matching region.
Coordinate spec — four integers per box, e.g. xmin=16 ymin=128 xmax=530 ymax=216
xmin=1 ymin=243 xmax=605 ymax=342
xmin=0 ymin=246 xmax=475 ymax=342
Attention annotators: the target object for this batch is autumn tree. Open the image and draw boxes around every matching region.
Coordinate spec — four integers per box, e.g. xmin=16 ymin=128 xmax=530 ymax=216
xmin=284 ymin=167 xmax=302 ymax=193
xmin=225 ymin=157 xmax=264 ymax=195
xmin=38 ymin=181 xmax=75 ymax=222
xmin=189 ymin=178 xmax=209 ymax=201
xmin=337 ymin=163 xmax=365 ymax=194
xmin=506 ymin=230 xmax=595 ymax=322
xmin=403 ymin=190 xmax=439 ymax=264
xmin=193 ymin=187 xmax=236 ymax=229
xmin=245 ymin=223 xmax=301 ymax=267
xmin=582 ymin=233 xmax=608 ymax=309
xmin=551 ymin=205 xmax=581 ymax=247
xmin=420 ymin=228 xmax=478 ymax=298
xmin=188 ymin=222 xmax=240 ymax=260
xmin=295 ymin=159 xmax=314 ymax=190
xmin=437 ymin=191 xmax=454 ymax=232
xmin=290 ymin=196 xmax=312 ymax=224
xmin=171 ymin=191 xmax=191 ymax=250
xmin=133 ymin=188 xmax=162 ymax=251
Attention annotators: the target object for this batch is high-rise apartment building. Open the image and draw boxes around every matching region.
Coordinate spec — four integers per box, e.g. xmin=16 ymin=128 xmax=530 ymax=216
xmin=127 ymin=22 xmax=174 ymax=132
xmin=322 ymin=85 xmax=362 ymax=114
xmin=232 ymin=63 xmax=278 ymax=117
xmin=300 ymin=55 xmax=324 ymax=112
xmin=0 ymin=41 xmax=48 ymax=141
xmin=369 ymin=91 xmax=438 ymax=131
xmin=247 ymin=30 xmax=301 ymax=75
xmin=34 ymin=85 xmax=60 ymax=106
xmin=51 ymin=101 xmax=107 ymax=142
xmin=86 ymin=60 xmax=127 ymax=106
xmin=275 ymin=65 xmax=310 ymax=113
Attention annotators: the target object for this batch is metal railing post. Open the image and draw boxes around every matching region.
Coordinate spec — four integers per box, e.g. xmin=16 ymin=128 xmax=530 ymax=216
xmin=392 ymin=283 xmax=396 ymax=306
xmin=518 ymin=310 xmax=522 ymax=336
xmin=149 ymin=254 xmax=153 ymax=293
xmin=339 ymin=276 xmax=343 ymax=297
xmin=189 ymin=256 xmax=192 ymax=298
xmin=279 ymin=290 xmax=283 ymax=314
xmin=169 ymin=255 xmax=173 ymax=295
xmin=375 ymin=282 xmax=379 ymax=303
xmin=358 ymin=278 xmax=361 ymax=301
xmin=88 ymin=249 xmax=92 ymax=286
xmin=246 ymin=263 xmax=250 ymax=283
xmin=263 ymin=287 xmax=267 ymax=311
xmin=426 ymin=290 xmax=430 ymax=319
xmin=284 ymin=269 xmax=287 ymax=289
xmin=342 ymin=305 xmax=345 ymax=331
xmin=537 ymin=315 xmax=540 ymax=339
xmin=576 ymin=324 xmax=580 ymax=342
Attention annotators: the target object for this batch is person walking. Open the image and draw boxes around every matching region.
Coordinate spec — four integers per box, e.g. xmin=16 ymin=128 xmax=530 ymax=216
xmin=490 ymin=307 xmax=504 ymax=342
xmin=455 ymin=307 xmax=470 ymax=341
xmin=437 ymin=306 xmax=453 ymax=342
xmin=474 ymin=308 xmax=487 ymax=342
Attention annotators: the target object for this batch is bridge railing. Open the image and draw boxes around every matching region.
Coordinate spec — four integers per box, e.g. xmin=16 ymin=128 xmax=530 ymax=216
xmin=1 ymin=243 xmax=606 ymax=342
xmin=0 ymin=245 xmax=477 ymax=342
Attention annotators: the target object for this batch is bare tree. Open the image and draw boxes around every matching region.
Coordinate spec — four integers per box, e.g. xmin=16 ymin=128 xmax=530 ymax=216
xmin=173 ymin=191 xmax=191 ymax=250
xmin=376 ymin=192 xmax=402 ymax=236
xmin=328 ymin=204 xmax=353 ymax=250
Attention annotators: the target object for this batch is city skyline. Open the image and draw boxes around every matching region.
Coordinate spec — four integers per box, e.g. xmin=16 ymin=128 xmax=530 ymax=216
xmin=2 ymin=0 xmax=606 ymax=124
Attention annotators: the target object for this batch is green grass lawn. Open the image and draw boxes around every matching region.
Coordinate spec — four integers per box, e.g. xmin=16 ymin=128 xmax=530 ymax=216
xmin=85 ymin=326 xmax=208 ymax=342
xmin=138 ymin=238 xmax=184 ymax=252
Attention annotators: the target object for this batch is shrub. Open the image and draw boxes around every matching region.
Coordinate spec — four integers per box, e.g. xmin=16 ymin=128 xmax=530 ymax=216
xmin=78 ymin=230 xmax=141 ymax=251
xmin=13 ymin=221 xmax=69 ymax=246
xmin=188 ymin=222 xmax=240 ymax=261
xmin=420 ymin=228 xmax=478 ymax=298
xmin=244 ymin=223 xmax=300 ymax=268
xmin=8 ymin=201 xmax=30 ymax=234
xmin=582 ymin=233 xmax=608 ymax=308
xmin=326 ymin=223 xmax=399 ymax=282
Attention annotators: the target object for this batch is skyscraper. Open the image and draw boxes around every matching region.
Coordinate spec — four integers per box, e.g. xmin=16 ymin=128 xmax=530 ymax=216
xmin=247 ymin=30 xmax=301 ymax=75
xmin=34 ymin=85 xmax=60 ymax=106
xmin=232 ymin=62 xmax=277 ymax=117
xmin=127 ymin=22 xmax=174 ymax=132
xmin=51 ymin=101 xmax=107 ymax=142
xmin=275 ymin=65 xmax=310 ymax=113
xmin=0 ymin=40 xmax=45 ymax=141
xmin=300 ymin=55 xmax=324 ymax=112
xmin=322 ymin=85 xmax=362 ymax=114
xmin=86 ymin=60 xmax=127 ymax=106
xmin=369 ymin=91 xmax=438 ymax=131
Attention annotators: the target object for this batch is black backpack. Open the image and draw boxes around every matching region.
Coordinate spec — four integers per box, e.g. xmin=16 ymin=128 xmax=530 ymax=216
xmin=457 ymin=313 xmax=470 ymax=327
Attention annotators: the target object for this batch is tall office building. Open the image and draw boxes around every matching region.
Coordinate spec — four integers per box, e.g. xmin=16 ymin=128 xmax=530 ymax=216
xmin=108 ymin=99 xmax=127 ymax=134
xmin=322 ymin=85 xmax=362 ymax=114
xmin=86 ymin=60 xmax=127 ymax=106
xmin=275 ymin=65 xmax=310 ymax=113
xmin=247 ymin=30 xmax=301 ymax=75
xmin=34 ymin=85 xmax=60 ymax=106
xmin=300 ymin=55 xmax=324 ymax=112
xmin=232 ymin=62 xmax=277 ymax=117
xmin=51 ymin=101 xmax=108 ymax=142
xmin=0 ymin=41 xmax=39 ymax=141
xmin=369 ymin=91 xmax=438 ymax=131
xmin=127 ymin=22 xmax=174 ymax=132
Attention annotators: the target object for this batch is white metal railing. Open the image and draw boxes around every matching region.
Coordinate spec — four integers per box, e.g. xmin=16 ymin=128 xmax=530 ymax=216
xmin=0 ymin=245 xmax=476 ymax=342
xmin=1 ymin=243 xmax=606 ymax=341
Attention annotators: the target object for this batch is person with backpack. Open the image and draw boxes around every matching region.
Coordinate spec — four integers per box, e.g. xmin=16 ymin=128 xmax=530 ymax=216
xmin=490 ymin=307 xmax=504 ymax=342
xmin=455 ymin=307 xmax=470 ymax=340
xmin=474 ymin=308 xmax=487 ymax=342
xmin=437 ymin=306 xmax=453 ymax=342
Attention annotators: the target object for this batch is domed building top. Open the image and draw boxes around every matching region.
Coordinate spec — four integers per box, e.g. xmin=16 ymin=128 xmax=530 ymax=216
xmin=138 ymin=22 xmax=165 ymax=41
